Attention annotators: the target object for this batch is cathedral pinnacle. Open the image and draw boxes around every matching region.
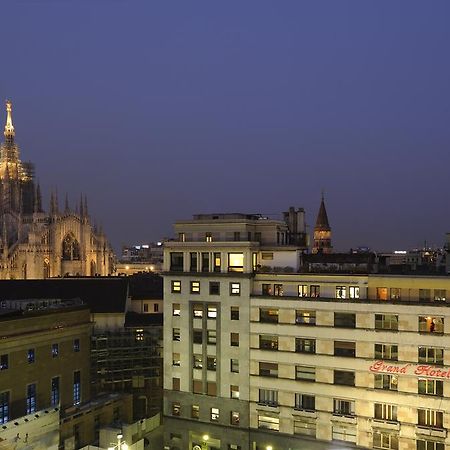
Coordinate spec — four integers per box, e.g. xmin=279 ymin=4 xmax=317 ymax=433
xmin=4 ymin=100 xmax=15 ymax=140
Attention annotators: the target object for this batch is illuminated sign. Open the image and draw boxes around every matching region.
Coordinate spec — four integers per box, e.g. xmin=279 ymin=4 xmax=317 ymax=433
xmin=369 ymin=360 xmax=450 ymax=379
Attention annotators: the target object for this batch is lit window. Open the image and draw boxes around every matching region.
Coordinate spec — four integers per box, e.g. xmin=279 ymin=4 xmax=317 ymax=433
xmin=213 ymin=253 xmax=221 ymax=272
xmin=298 ymin=285 xmax=308 ymax=297
xmin=274 ymin=284 xmax=283 ymax=296
xmin=207 ymin=330 xmax=216 ymax=345
xmin=26 ymin=383 xmax=37 ymax=414
xmin=259 ymin=335 xmax=278 ymax=350
xmin=349 ymin=286 xmax=360 ymax=299
xmin=390 ymin=288 xmax=401 ymax=300
xmin=172 ymin=403 xmax=181 ymax=416
xmin=210 ymin=407 xmax=219 ymax=421
xmin=171 ymin=280 xmax=181 ymax=293
xmin=191 ymin=405 xmax=199 ymax=419
xmin=230 ymin=385 xmax=239 ymax=399
xmin=296 ymin=310 xmax=316 ymax=325
xmin=51 ymin=377 xmax=60 ymax=406
xmin=376 ymin=287 xmax=388 ymax=300
xmin=418 ymin=316 xmax=444 ymax=333
xmin=230 ymin=282 xmax=240 ymax=295
xmin=336 ymin=286 xmax=347 ymax=299
xmin=207 ymin=305 xmax=217 ymax=319
xmin=73 ymin=371 xmax=81 ymax=405
xmin=193 ymin=304 xmax=203 ymax=318
xmin=0 ymin=392 xmax=9 ymax=424
xmin=190 ymin=281 xmax=200 ymax=294
xmin=172 ymin=303 xmax=181 ymax=316
xmin=262 ymin=284 xmax=272 ymax=295
xmin=260 ymin=308 xmax=278 ymax=323
xmin=231 ymin=411 xmax=240 ymax=425
xmin=173 ymin=328 xmax=181 ymax=341
xmin=230 ymin=359 xmax=239 ymax=373
xmin=228 ymin=253 xmax=244 ymax=272
xmin=258 ymin=414 xmax=279 ymax=431
xmin=434 ymin=289 xmax=446 ymax=301
xmin=193 ymin=354 xmax=203 ymax=369
xmin=172 ymin=353 xmax=180 ymax=366
xmin=135 ymin=329 xmax=144 ymax=341
xmin=205 ymin=233 xmax=213 ymax=242
xmin=310 ymin=285 xmax=320 ymax=298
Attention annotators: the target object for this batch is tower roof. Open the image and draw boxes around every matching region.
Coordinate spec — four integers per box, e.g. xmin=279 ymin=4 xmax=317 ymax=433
xmin=4 ymin=100 xmax=15 ymax=139
xmin=314 ymin=194 xmax=331 ymax=231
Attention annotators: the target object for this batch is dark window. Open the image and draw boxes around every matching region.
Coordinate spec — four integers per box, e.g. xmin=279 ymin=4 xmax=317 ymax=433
xmin=334 ymin=313 xmax=356 ymax=328
xmin=73 ymin=339 xmax=80 ymax=352
xmin=375 ymin=314 xmax=398 ymax=330
xmin=73 ymin=371 xmax=81 ymax=405
xmin=193 ymin=329 xmax=202 ymax=344
xmin=27 ymin=348 xmax=35 ymax=364
xmin=52 ymin=343 xmax=59 ymax=357
xmin=201 ymin=252 xmax=210 ymax=272
xmin=231 ymin=359 xmax=239 ymax=373
xmin=230 ymin=333 xmax=239 ymax=347
xmin=209 ymin=282 xmax=220 ymax=295
xmin=0 ymin=392 xmax=9 ymax=424
xmin=170 ymin=252 xmax=184 ymax=271
xmin=207 ymin=330 xmax=216 ymax=345
xmin=334 ymin=341 xmax=356 ymax=357
xmin=310 ymin=285 xmax=320 ymax=298
xmin=262 ymin=284 xmax=272 ymax=295
xmin=295 ymin=393 xmax=315 ymax=411
xmin=26 ymin=383 xmax=36 ymax=414
xmin=231 ymin=306 xmax=239 ymax=320
xmin=207 ymin=356 xmax=217 ymax=371
xmin=296 ymin=311 xmax=316 ymax=325
xmin=259 ymin=362 xmax=278 ymax=377
xmin=334 ymin=370 xmax=355 ymax=386
xmin=51 ymin=377 xmax=60 ymax=406
xmin=375 ymin=343 xmax=398 ymax=361
xmin=295 ymin=338 xmax=315 ymax=354
xmin=190 ymin=252 xmax=198 ymax=272
xmin=259 ymin=308 xmax=279 ymax=323
xmin=0 ymin=354 xmax=8 ymax=370
xmin=259 ymin=335 xmax=278 ymax=350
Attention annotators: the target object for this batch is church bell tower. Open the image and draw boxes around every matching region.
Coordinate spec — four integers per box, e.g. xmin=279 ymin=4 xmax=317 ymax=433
xmin=312 ymin=193 xmax=332 ymax=254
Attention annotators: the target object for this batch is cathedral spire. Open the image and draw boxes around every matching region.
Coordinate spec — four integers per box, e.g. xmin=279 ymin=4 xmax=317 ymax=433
xmin=79 ymin=193 xmax=84 ymax=217
xmin=84 ymin=195 xmax=88 ymax=218
xmin=4 ymin=100 xmax=15 ymax=144
xmin=34 ymin=183 xmax=43 ymax=213
xmin=312 ymin=192 xmax=332 ymax=254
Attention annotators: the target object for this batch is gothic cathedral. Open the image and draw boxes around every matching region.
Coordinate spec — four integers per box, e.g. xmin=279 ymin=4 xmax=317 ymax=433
xmin=0 ymin=101 xmax=114 ymax=278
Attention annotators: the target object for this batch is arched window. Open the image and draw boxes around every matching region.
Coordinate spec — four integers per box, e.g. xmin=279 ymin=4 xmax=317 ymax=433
xmin=43 ymin=259 xmax=50 ymax=279
xmin=62 ymin=233 xmax=80 ymax=261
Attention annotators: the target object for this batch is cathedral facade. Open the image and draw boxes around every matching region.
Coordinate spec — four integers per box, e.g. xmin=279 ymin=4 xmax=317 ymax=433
xmin=0 ymin=101 xmax=114 ymax=279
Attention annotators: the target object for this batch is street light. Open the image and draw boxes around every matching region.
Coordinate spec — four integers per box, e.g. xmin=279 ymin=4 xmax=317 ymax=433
xmin=202 ymin=434 xmax=209 ymax=450
xmin=266 ymin=446 xmax=273 ymax=450
xmin=107 ymin=433 xmax=128 ymax=450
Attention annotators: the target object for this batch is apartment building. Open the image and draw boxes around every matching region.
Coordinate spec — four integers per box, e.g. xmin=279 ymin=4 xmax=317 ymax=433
xmin=163 ymin=212 xmax=450 ymax=450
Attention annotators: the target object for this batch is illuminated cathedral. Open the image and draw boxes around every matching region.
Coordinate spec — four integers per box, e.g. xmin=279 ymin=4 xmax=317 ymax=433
xmin=0 ymin=100 xmax=114 ymax=278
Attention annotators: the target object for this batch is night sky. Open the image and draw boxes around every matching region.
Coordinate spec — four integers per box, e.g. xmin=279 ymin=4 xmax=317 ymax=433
xmin=1 ymin=1 xmax=450 ymax=252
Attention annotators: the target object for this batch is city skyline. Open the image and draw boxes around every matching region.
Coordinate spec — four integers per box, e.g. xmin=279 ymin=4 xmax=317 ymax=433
xmin=1 ymin=2 xmax=450 ymax=252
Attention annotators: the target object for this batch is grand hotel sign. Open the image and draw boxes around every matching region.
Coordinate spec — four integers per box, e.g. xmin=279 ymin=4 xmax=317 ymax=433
xmin=370 ymin=360 xmax=450 ymax=379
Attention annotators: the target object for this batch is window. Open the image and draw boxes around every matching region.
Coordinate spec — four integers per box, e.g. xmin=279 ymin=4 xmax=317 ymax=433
xmin=231 ymin=306 xmax=239 ymax=320
xmin=417 ymin=441 xmax=444 ymax=450
xmin=332 ymin=425 xmax=357 ymax=443
xmin=234 ymin=231 xmax=241 ymax=241
xmin=334 ymin=341 xmax=356 ymax=357
xmin=135 ymin=328 xmax=144 ymax=342
xmin=294 ymin=417 xmax=316 ymax=436
xmin=173 ymin=328 xmax=181 ymax=341
xmin=230 ymin=332 xmax=239 ymax=347
xmin=295 ymin=365 xmax=315 ymax=381
xmin=296 ymin=310 xmax=316 ymax=325
xmin=26 ymin=383 xmax=37 ymax=414
xmin=207 ymin=356 xmax=216 ymax=371
xmin=375 ymin=314 xmax=398 ymax=330
xmin=178 ymin=232 xmax=185 ymax=242
xmin=193 ymin=354 xmax=203 ymax=369
xmin=213 ymin=253 xmax=221 ymax=272
xmin=258 ymin=414 xmax=279 ymax=431
xmin=258 ymin=389 xmax=278 ymax=406
xmin=418 ymin=347 xmax=444 ymax=365
xmin=205 ymin=233 xmax=212 ymax=242
xmin=231 ymin=411 xmax=240 ymax=425
xmin=172 ymin=378 xmax=180 ymax=391
xmin=207 ymin=381 xmax=217 ymax=395
xmin=190 ymin=281 xmax=200 ymax=294
xmin=295 ymin=393 xmax=315 ymax=411
xmin=51 ymin=377 xmax=60 ymax=406
xmin=0 ymin=392 xmax=8 ymax=424
xmin=274 ymin=284 xmax=283 ymax=296
xmin=190 ymin=252 xmax=198 ymax=272
xmin=254 ymin=232 xmax=262 ymax=243
xmin=418 ymin=409 xmax=443 ymax=428
xmin=209 ymin=282 xmax=220 ymax=295
xmin=143 ymin=303 xmax=149 ymax=312
xmin=333 ymin=398 xmax=354 ymax=416
xmin=259 ymin=335 xmax=278 ymax=350
xmin=295 ymin=338 xmax=315 ymax=353
xmin=390 ymin=288 xmax=401 ymax=300
xmin=172 ymin=303 xmax=180 ymax=316
xmin=419 ymin=316 xmax=444 ymax=333
xmin=262 ymin=284 xmax=272 ymax=295
xmin=419 ymin=289 xmax=431 ymax=302
xmin=349 ymin=286 xmax=360 ymax=299
xmin=373 ymin=431 xmax=398 ymax=449
xmin=259 ymin=362 xmax=278 ymax=377
xmin=51 ymin=344 xmax=59 ymax=358
xmin=434 ymin=289 xmax=446 ymax=301
xmin=230 ymin=385 xmax=239 ymax=399
xmin=207 ymin=305 xmax=217 ymax=319
xmin=193 ymin=304 xmax=203 ymax=318
xmin=259 ymin=308 xmax=279 ymax=323
xmin=334 ymin=370 xmax=355 ymax=386
xmin=377 ymin=287 xmax=388 ymax=300
xmin=336 ymin=286 xmax=347 ymax=299
xmin=154 ymin=303 xmax=159 ymax=312
xmin=73 ymin=371 xmax=81 ymax=405
xmin=191 ymin=405 xmax=199 ymax=419
xmin=73 ymin=339 xmax=80 ymax=352
xmin=418 ymin=378 xmax=443 ymax=396
xmin=231 ymin=359 xmax=239 ymax=373
xmin=192 ymin=380 xmax=202 ymax=393
xmin=170 ymin=252 xmax=183 ymax=271
xmin=201 ymin=252 xmax=210 ymax=272
xmin=228 ymin=253 xmax=244 ymax=272
xmin=310 ymin=285 xmax=320 ymax=298
xmin=334 ymin=312 xmax=356 ymax=328
xmin=228 ymin=445 xmax=242 ymax=450
xmin=374 ymin=403 xmax=397 ymax=422
xmin=207 ymin=330 xmax=216 ymax=345
xmin=0 ymin=354 xmax=8 ymax=370
xmin=230 ymin=282 xmax=240 ymax=295
xmin=27 ymin=348 xmax=35 ymax=363
xmin=375 ymin=374 xmax=398 ymax=391
xmin=171 ymin=280 xmax=181 ymax=293
xmin=375 ymin=344 xmax=398 ymax=361
xmin=298 ymin=285 xmax=308 ymax=297
xmin=210 ymin=407 xmax=219 ymax=421
xmin=172 ymin=403 xmax=181 ymax=416
xmin=172 ymin=353 xmax=180 ymax=366
xmin=193 ymin=329 xmax=202 ymax=344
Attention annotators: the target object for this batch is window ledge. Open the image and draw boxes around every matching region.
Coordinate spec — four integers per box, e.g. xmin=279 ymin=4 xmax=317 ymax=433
xmin=371 ymin=419 xmax=400 ymax=431
xmin=415 ymin=426 xmax=447 ymax=438
xmin=331 ymin=414 xmax=356 ymax=424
